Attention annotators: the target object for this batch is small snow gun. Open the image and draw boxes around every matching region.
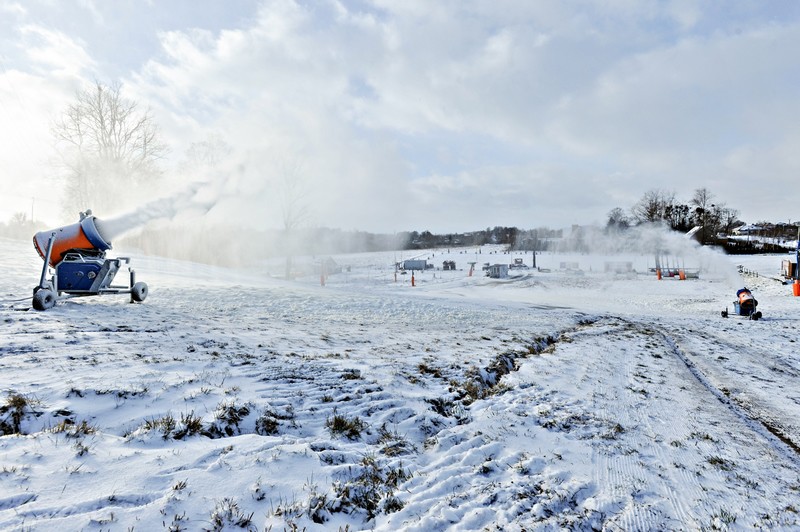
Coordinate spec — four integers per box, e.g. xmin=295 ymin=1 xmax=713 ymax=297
xmin=721 ymin=287 xmax=762 ymax=320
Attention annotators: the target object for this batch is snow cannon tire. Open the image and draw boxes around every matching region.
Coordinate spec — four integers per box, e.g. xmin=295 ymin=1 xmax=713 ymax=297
xmin=754 ymin=311 xmax=762 ymax=320
xmin=131 ymin=282 xmax=148 ymax=303
xmin=32 ymin=289 xmax=56 ymax=311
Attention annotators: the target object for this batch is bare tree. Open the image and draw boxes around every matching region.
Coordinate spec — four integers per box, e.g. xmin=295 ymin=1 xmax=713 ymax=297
xmin=606 ymin=207 xmax=630 ymax=231
xmin=718 ymin=206 xmax=740 ymax=235
xmin=52 ymin=81 xmax=167 ymax=217
xmin=180 ymin=133 xmax=232 ymax=174
xmin=690 ymin=187 xmax=714 ymax=212
xmin=690 ymin=187 xmax=716 ymax=243
xmin=278 ymin=159 xmax=311 ymax=279
xmin=631 ymin=189 xmax=676 ymax=225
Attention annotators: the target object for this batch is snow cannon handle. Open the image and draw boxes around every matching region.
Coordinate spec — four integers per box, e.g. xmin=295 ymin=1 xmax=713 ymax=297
xmin=39 ymin=233 xmax=56 ymax=289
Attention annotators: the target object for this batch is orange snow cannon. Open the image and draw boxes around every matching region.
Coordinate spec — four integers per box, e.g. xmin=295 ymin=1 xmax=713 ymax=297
xmin=31 ymin=210 xmax=148 ymax=310
xmin=721 ymin=287 xmax=762 ymax=320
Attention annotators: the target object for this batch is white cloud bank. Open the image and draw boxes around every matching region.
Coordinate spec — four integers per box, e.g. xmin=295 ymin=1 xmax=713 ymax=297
xmin=1 ymin=0 xmax=798 ymax=231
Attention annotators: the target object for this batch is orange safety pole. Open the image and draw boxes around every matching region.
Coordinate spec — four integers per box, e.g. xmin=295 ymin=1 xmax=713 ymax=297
xmin=656 ymin=268 xmax=662 ymax=280
xmin=411 ymin=272 xmax=415 ymax=287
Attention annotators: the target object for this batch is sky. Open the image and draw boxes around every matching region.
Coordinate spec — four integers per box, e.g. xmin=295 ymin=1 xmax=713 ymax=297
xmin=1 ymin=0 xmax=799 ymax=234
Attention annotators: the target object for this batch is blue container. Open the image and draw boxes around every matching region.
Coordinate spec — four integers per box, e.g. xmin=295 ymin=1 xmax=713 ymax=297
xmin=56 ymin=260 xmax=104 ymax=291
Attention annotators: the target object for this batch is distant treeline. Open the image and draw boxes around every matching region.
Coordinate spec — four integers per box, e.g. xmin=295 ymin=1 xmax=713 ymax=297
xmin=0 ymin=213 xmax=46 ymax=241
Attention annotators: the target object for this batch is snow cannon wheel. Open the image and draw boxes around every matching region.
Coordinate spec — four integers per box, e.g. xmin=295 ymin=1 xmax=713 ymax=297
xmin=721 ymin=309 xmax=728 ymax=318
xmin=131 ymin=282 xmax=148 ymax=303
xmin=32 ymin=289 xmax=56 ymax=311
xmin=753 ymin=311 xmax=762 ymax=321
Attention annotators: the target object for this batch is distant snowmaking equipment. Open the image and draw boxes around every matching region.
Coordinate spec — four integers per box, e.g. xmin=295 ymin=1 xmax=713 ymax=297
xmin=721 ymin=287 xmax=762 ymax=320
xmin=31 ymin=210 xmax=148 ymax=311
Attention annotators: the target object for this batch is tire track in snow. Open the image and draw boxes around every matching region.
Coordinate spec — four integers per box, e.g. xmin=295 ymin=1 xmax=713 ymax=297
xmin=663 ymin=324 xmax=800 ymax=454
xmin=650 ymin=323 xmax=800 ymax=458
xmin=568 ymin=319 xmax=700 ymax=530
xmin=550 ymin=316 xmax=800 ymax=529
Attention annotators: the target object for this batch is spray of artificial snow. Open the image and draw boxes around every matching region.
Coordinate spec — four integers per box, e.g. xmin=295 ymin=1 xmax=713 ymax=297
xmin=94 ymin=182 xmax=215 ymax=242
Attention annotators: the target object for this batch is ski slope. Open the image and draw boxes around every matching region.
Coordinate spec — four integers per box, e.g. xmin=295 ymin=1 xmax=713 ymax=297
xmin=1 ymin=236 xmax=800 ymax=531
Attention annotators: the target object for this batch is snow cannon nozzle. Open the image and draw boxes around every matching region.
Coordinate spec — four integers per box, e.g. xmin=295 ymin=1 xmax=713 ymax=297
xmin=33 ymin=211 xmax=113 ymax=267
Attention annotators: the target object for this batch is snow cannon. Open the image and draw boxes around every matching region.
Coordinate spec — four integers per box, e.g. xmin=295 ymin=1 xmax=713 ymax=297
xmin=31 ymin=210 xmax=148 ymax=311
xmin=721 ymin=287 xmax=762 ymax=320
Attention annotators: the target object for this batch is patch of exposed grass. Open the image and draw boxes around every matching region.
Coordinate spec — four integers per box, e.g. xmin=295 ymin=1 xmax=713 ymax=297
xmin=143 ymin=414 xmax=177 ymax=440
xmin=417 ymin=363 xmax=443 ymax=378
xmin=173 ymin=411 xmax=204 ymax=439
xmin=377 ymin=424 xmax=416 ymax=456
xmin=707 ymin=456 xmax=735 ymax=471
xmin=206 ymin=498 xmax=254 ymax=531
xmin=50 ymin=419 xmax=97 ymax=438
xmin=332 ymin=454 xmax=410 ymax=519
xmin=205 ymin=401 xmax=252 ymax=438
xmin=325 ymin=411 xmax=366 ymax=440
xmin=341 ymin=369 xmax=362 ymax=380
xmin=0 ymin=393 xmax=39 ymax=435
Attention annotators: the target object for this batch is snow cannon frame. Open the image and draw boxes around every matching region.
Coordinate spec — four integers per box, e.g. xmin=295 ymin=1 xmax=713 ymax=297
xmin=31 ymin=210 xmax=148 ymax=311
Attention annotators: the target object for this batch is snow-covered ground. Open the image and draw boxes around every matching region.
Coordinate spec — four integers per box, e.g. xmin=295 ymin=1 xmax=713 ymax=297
xmin=2 ymin=236 xmax=800 ymax=531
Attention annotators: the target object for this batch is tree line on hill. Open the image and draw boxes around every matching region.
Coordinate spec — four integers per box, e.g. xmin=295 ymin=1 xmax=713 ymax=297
xmin=606 ymin=187 xmax=739 ymax=243
xmin=606 ymin=187 xmax=797 ymax=253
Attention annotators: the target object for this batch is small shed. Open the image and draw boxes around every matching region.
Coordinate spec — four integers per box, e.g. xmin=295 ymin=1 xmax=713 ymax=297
xmin=317 ymin=257 xmax=342 ymax=275
xmin=402 ymin=259 xmax=427 ymax=271
xmin=487 ymin=264 xmax=509 ymax=278
xmin=442 ymin=260 xmax=456 ymax=271
xmin=782 ymin=259 xmax=796 ymax=279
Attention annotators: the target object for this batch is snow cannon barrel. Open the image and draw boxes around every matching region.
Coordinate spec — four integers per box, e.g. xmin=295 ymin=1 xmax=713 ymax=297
xmin=33 ymin=215 xmax=112 ymax=267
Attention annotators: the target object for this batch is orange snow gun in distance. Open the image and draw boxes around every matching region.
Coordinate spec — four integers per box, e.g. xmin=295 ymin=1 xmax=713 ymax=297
xmin=721 ymin=287 xmax=762 ymax=320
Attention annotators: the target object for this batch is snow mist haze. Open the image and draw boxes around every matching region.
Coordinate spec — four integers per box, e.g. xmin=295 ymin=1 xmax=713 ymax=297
xmin=555 ymin=223 xmax=740 ymax=284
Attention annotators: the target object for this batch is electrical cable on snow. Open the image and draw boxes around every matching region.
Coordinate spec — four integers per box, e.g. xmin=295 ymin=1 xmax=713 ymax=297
xmin=0 ymin=296 xmax=32 ymax=303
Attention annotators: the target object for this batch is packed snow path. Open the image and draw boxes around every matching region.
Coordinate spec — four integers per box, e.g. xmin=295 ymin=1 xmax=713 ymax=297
xmin=1 ymin=238 xmax=799 ymax=530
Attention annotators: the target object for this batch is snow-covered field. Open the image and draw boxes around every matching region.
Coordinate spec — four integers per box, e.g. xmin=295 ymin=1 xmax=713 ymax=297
xmin=2 ymin=236 xmax=800 ymax=531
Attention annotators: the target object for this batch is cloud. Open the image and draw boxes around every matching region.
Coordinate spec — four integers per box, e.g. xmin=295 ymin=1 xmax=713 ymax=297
xmin=2 ymin=0 xmax=799 ymax=231
xmin=20 ymin=25 xmax=95 ymax=78
xmin=0 ymin=2 xmax=26 ymax=17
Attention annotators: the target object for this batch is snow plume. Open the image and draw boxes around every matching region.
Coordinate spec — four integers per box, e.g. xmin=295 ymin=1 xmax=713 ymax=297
xmin=94 ymin=182 xmax=216 ymax=242
xmin=557 ymin=223 xmax=739 ymax=281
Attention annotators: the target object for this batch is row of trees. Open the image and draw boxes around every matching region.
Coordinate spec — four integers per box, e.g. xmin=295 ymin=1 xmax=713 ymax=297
xmin=0 ymin=212 xmax=46 ymax=240
xmin=607 ymin=188 xmax=741 ymax=244
xmin=399 ymin=226 xmax=564 ymax=250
